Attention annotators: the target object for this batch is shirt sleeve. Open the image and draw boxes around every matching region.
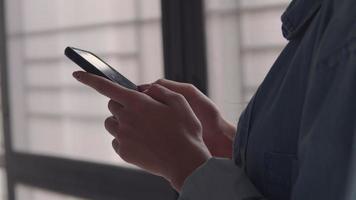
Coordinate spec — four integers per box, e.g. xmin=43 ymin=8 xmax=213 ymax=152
xmin=178 ymin=158 xmax=265 ymax=200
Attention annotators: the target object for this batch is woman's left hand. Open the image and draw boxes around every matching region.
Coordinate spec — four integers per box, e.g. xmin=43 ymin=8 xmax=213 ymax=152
xmin=73 ymin=71 xmax=212 ymax=191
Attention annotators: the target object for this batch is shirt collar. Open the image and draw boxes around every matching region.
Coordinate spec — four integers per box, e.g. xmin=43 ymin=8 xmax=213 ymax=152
xmin=281 ymin=0 xmax=323 ymax=40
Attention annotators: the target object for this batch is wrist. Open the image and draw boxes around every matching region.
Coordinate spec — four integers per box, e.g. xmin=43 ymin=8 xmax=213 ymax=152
xmin=218 ymin=118 xmax=237 ymax=140
xmin=168 ymin=142 xmax=212 ymax=192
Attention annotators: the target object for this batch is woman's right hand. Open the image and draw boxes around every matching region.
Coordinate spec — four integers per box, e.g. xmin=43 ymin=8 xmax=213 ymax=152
xmin=139 ymin=79 xmax=236 ymax=158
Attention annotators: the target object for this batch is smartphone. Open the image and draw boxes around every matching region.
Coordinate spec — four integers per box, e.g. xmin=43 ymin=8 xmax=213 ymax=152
xmin=65 ymin=47 xmax=137 ymax=90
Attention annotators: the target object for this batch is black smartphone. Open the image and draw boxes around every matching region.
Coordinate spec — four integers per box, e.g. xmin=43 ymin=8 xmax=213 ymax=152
xmin=65 ymin=47 xmax=137 ymax=90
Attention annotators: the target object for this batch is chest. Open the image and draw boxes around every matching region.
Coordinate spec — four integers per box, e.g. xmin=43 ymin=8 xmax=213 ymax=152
xmin=233 ymin=10 xmax=323 ymax=200
xmin=233 ymin=0 xmax=356 ymax=198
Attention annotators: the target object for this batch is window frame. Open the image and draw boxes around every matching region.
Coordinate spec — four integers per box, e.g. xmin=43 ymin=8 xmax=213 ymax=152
xmin=161 ymin=0 xmax=208 ymax=94
xmin=0 ymin=0 xmax=207 ymax=199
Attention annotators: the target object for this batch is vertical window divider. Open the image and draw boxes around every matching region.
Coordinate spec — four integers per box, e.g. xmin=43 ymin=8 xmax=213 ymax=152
xmin=161 ymin=0 xmax=208 ymax=94
xmin=0 ymin=0 xmax=16 ymax=199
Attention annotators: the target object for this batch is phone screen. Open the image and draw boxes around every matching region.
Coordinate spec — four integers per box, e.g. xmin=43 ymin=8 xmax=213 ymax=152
xmin=65 ymin=47 xmax=137 ymax=90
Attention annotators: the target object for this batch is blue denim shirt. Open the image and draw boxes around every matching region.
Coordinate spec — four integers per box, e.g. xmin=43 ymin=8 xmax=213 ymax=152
xmin=179 ymin=0 xmax=356 ymax=199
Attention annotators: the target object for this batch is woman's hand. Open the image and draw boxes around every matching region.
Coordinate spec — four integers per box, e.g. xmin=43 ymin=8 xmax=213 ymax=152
xmin=139 ymin=79 xmax=236 ymax=158
xmin=73 ymin=71 xmax=211 ymax=191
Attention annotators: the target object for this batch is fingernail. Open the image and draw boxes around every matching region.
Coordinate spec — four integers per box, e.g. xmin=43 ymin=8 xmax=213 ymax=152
xmin=72 ymin=71 xmax=80 ymax=79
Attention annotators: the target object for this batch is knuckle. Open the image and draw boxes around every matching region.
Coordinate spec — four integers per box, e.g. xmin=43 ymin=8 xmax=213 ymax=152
xmin=104 ymin=117 xmax=110 ymax=127
xmin=189 ymin=120 xmax=203 ymax=134
xmin=184 ymin=83 xmax=198 ymax=94
xmin=149 ymin=83 xmax=161 ymax=91
xmin=164 ymin=92 xmax=183 ymax=102
xmin=104 ymin=117 xmax=112 ymax=126
xmin=174 ymin=93 xmax=185 ymax=102
xmin=112 ymin=140 xmax=118 ymax=149
xmin=108 ymin=99 xmax=123 ymax=113
xmin=117 ymin=145 xmax=131 ymax=162
xmin=107 ymin=100 xmax=115 ymax=111
xmin=155 ymin=78 xmax=167 ymax=85
xmin=210 ymin=108 xmax=220 ymax=119
xmin=184 ymin=83 xmax=195 ymax=90
xmin=193 ymin=124 xmax=203 ymax=135
xmin=194 ymin=120 xmax=203 ymax=132
xmin=104 ymin=117 xmax=116 ymax=130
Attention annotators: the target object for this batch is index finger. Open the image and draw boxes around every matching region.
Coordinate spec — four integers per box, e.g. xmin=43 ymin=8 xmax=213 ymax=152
xmin=73 ymin=71 xmax=136 ymax=106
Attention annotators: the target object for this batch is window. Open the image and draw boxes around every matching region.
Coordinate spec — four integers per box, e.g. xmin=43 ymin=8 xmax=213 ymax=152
xmin=204 ymin=0 xmax=288 ymax=124
xmin=1 ymin=0 xmax=291 ymax=199
xmin=2 ymin=0 xmax=175 ymax=199
xmin=0 ymin=166 xmax=6 ymax=199
xmin=0 ymin=26 xmax=7 ymax=200
xmin=6 ymin=0 xmax=163 ymax=167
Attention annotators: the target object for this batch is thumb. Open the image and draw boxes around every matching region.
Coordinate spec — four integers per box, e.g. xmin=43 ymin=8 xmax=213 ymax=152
xmin=154 ymin=79 xmax=203 ymax=102
xmin=154 ymin=79 xmax=187 ymax=94
xmin=144 ymin=84 xmax=187 ymax=107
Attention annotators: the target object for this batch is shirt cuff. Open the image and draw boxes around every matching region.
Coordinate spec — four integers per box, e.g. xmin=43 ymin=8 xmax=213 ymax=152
xmin=179 ymin=157 xmax=264 ymax=200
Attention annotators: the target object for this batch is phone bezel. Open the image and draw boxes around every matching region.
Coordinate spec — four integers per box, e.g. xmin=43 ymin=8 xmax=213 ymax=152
xmin=65 ymin=47 xmax=137 ymax=90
